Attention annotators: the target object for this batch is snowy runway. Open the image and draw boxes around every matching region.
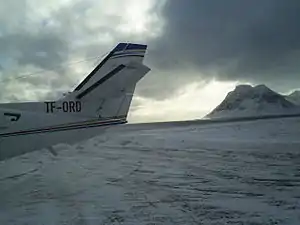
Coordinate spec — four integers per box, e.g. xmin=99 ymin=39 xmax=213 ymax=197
xmin=1 ymin=117 xmax=300 ymax=224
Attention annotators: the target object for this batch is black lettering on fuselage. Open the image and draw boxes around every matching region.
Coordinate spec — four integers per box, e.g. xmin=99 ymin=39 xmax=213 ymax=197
xmin=76 ymin=101 xmax=82 ymax=112
xmin=50 ymin=102 xmax=55 ymax=113
xmin=45 ymin=102 xmax=50 ymax=113
xmin=69 ymin=101 xmax=75 ymax=112
xmin=62 ymin=101 xmax=69 ymax=112
xmin=45 ymin=101 xmax=82 ymax=113
xmin=45 ymin=101 xmax=56 ymax=113
xmin=62 ymin=101 xmax=82 ymax=113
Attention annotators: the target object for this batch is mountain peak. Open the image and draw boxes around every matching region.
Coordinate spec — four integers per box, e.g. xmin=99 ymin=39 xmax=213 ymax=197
xmin=285 ymin=90 xmax=300 ymax=105
xmin=253 ymin=84 xmax=271 ymax=92
xmin=229 ymin=84 xmax=274 ymax=98
xmin=289 ymin=90 xmax=300 ymax=97
xmin=206 ymin=84 xmax=298 ymax=119
xmin=235 ymin=84 xmax=252 ymax=90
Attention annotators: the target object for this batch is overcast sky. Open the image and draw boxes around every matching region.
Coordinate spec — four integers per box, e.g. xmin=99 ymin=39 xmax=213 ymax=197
xmin=0 ymin=0 xmax=299 ymax=122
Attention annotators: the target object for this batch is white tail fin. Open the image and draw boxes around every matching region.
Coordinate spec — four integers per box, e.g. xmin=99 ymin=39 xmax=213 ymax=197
xmin=61 ymin=43 xmax=150 ymax=120
xmin=73 ymin=43 xmax=147 ymax=93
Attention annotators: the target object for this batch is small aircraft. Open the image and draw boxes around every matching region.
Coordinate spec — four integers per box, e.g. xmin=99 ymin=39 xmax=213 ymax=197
xmin=0 ymin=43 xmax=151 ymax=161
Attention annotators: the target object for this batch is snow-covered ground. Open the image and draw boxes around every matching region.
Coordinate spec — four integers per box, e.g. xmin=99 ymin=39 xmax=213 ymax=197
xmin=1 ymin=117 xmax=300 ymax=225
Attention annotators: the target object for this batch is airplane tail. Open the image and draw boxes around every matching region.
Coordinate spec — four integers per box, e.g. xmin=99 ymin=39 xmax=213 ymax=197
xmin=60 ymin=43 xmax=150 ymax=121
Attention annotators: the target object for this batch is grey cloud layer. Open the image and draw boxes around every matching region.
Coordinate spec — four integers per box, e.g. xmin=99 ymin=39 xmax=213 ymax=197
xmin=1 ymin=0 xmax=299 ymax=102
xmin=148 ymin=0 xmax=300 ymax=93
xmin=0 ymin=0 xmax=160 ymax=101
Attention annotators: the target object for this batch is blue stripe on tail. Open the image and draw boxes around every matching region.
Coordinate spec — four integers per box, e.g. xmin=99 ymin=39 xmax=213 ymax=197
xmin=112 ymin=43 xmax=128 ymax=52
xmin=126 ymin=43 xmax=147 ymax=50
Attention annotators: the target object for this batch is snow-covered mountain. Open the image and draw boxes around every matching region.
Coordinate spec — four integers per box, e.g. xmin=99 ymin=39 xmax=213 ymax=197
xmin=285 ymin=90 xmax=300 ymax=106
xmin=206 ymin=84 xmax=300 ymax=119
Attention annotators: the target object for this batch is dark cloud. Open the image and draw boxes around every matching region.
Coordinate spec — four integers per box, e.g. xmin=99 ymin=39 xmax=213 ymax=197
xmin=1 ymin=0 xmax=299 ymax=103
xmin=0 ymin=31 xmax=70 ymax=101
xmin=0 ymin=0 xmax=140 ymax=101
xmin=0 ymin=33 xmax=68 ymax=72
xmin=147 ymin=0 xmax=300 ymax=95
xmin=0 ymin=0 xmax=166 ymax=102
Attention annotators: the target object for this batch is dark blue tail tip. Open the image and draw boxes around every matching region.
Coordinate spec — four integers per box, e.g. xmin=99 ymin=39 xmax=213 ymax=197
xmin=113 ymin=43 xmax=147 ymax=52
xmin=126 ymin=43 xmax=147 ymax=50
